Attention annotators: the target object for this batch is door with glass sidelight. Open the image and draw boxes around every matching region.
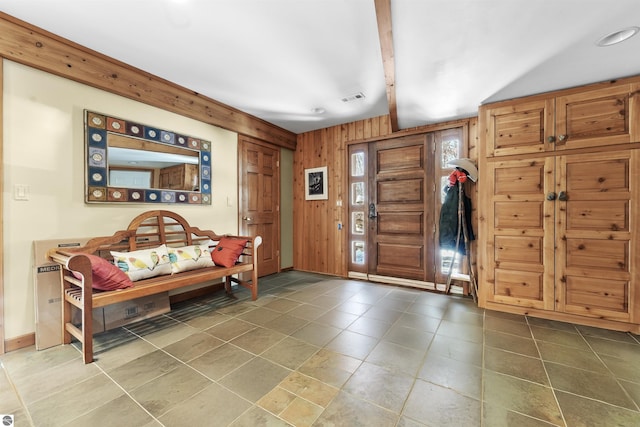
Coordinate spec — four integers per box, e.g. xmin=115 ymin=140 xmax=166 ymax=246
xmin=347 ymin=128 xmax=467 ymax=288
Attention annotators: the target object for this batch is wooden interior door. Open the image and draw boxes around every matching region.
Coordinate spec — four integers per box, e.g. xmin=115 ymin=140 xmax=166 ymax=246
xmin=239 ymin=136 xmax=280 ymax=277
xmin=369 ymin=135 xmax=434 ymax=282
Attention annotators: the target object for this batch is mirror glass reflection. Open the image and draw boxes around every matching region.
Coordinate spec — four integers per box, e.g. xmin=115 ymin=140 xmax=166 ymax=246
xmin=85 ymin=110 xmax=212 ymax=204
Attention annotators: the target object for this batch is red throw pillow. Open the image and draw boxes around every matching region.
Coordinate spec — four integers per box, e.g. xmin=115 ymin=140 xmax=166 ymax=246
xmin=72 ymin=254 xmax=134 ymax=291
xmin=211 ymin=237 xmax=248 ymax=268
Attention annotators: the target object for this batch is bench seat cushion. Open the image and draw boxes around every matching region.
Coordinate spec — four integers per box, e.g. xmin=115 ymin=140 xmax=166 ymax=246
xmin=211 ymin=237 xmax=248 ymax=268
xmin=111 ymin=244 xmax=172 ymax=281
xmin=168 ymin=244 xmax=215 ymax=273
xmin=72 ymin=254 xmax=134 ymax=291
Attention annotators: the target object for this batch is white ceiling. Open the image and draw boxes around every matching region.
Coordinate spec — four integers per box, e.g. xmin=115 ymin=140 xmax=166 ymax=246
xmin=2 ymin=0 xmax=640 ymax=134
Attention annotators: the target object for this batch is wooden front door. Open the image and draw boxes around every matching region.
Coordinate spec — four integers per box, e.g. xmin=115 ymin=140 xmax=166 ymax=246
xmin=239 ymin=136 xmax=280 ymax=277
xmin=370 ymin=135 xmax=433 ymax=281
xmin=348 ymin=134 xmax=435 ymax=283
xmin=348 ymin=129 xmax=474 ymax=287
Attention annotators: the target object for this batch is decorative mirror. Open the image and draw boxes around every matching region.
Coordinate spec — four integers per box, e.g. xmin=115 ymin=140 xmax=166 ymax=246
xmin=84 ymin=110 xmax=212 ymax=204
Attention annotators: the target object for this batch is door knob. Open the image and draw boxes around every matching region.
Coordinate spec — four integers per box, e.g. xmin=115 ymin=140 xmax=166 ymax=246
xmin=547 ymin=136 xmax=556 ymax=143
xmin=546 ymin=192 xmax=557 ymax=201
xmin=243 ymin=217 xmax=252 ymax=221
xmin=558 ymin=134 xmax=567 ymax=142
xmin=558 ymin=191 xmax=568 ymax=201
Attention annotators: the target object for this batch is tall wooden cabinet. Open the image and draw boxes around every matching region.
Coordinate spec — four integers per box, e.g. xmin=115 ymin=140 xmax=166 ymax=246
xmin=479 ymin=79 xmax=640 ymax=333
xmin=159 ymin=163 xmax=199 ymax=190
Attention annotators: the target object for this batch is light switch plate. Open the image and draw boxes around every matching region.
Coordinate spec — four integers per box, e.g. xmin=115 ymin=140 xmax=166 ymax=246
xmin=14 ymin=184 xmax=30 ymax=201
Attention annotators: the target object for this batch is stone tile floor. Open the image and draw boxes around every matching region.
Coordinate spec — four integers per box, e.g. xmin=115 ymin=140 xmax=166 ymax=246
xmin=1 ymin=271 xmax=640 ymax=426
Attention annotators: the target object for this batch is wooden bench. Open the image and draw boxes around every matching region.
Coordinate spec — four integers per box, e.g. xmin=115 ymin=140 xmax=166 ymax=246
xmin=48 ymin=210 xmax=262 ymax=363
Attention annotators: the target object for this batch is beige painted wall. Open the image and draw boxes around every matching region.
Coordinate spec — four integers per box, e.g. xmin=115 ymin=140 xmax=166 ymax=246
xmin=3 ymin=60 xmax=239 ymax=339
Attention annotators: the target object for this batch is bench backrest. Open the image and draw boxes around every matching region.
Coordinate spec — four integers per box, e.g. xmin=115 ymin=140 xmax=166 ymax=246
xmin=126 ymin=210 xmax=219 ymax=250
xmin=60 ymin=210 xmax=255 ymax=263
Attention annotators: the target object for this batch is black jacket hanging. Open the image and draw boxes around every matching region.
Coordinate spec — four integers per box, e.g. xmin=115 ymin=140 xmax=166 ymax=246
xmin=438 ymin=184 xmax=475 ymax=255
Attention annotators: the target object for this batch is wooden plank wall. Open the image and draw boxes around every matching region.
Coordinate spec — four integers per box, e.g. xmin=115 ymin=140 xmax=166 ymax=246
xmin=294 ymin=115 xmax=478 ymax=277
xmin=0 ymin=12 xmax=296 ymax=150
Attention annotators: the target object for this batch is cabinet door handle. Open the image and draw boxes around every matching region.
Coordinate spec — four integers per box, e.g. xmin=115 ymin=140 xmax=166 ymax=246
xmin=558 ymin=191 xmax=568 ymax=201
xmin=546 ymin=192 xmax=557 ymax=201
xmin=558 ymin=134 xmax=567 ymax=142
xmin=547 ymin=136 xmax=556 ymax=143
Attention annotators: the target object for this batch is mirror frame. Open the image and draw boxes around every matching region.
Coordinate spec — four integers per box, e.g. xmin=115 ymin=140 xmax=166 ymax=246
xmin=84 ymin=110 xmax=212 ymax=205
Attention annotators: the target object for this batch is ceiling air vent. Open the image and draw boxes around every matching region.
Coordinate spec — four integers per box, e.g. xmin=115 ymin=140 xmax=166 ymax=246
xmin=341 ymin=92 xmax=366 ymax=103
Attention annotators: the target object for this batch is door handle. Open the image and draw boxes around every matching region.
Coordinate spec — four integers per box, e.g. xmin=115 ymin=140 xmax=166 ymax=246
xmin=368 ymin=203 xmax=377 ymax=219
xmin=243 ymin=217 xmax=252 ymax=221
xmin=546 ymin=192 xmax=557 ymax=201
xmin=558 ymin=191 xmax=568 ymax=201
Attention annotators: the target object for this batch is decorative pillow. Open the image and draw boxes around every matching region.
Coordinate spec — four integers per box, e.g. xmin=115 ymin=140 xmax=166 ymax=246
xmin=110 ymin=244 xmax=172 ymax=282
xmin=71 ymin=254 xmax=134 ymax=291
xmin=167 ymin=244 xmax=215 ymax=273
xmin=211 ymin=237 xmax=248 ymax=268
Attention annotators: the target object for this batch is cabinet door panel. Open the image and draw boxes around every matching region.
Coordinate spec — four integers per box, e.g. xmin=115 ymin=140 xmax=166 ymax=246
xmin=566 ymin=201 xmax=628 ymax=231
xmin=494 ymin=201 xmax=544 ymax=229
xmin=481 ymin=158 xmax=555 ymax=310
xmin=556 ymin=84 xmax=635 ymax=150
xmin=566 ymin=239 xmax=627 ymax=271
xmin=564 ymin=276 xmax=629 ymax=318
xmin=494 ymin=269 xmax=544 ymax=302
xmin=495 ymin=236 xmax=543 ymax=267
xmin=494 ymin=166 xmax=546 ymax=194
xmin=556 ymin=151 xmax=637 ymax=322
xmin=565 ymin=157 xmax=629 ymax=193
xmin=484 ymin=99 xmax=554 ymax=157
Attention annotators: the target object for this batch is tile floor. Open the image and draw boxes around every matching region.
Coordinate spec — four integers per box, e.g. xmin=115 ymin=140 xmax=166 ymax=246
xmin=2 ymin=271 xmax=640 ymax=426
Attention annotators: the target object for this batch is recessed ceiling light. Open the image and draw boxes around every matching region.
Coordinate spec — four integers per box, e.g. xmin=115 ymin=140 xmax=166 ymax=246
xmin=596 ymin=26 xmax=640 ymax=47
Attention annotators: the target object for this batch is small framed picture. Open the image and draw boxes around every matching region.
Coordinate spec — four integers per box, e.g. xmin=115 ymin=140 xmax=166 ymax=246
xmin=305 ymin=166 xmax=328 ymax=200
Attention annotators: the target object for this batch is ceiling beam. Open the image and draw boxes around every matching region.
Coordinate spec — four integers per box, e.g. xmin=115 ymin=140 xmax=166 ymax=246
xmin=375 ymin=0 xmax=399 ymax=132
